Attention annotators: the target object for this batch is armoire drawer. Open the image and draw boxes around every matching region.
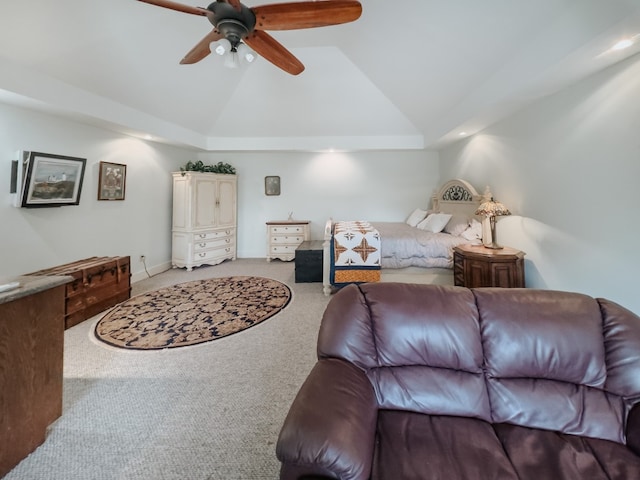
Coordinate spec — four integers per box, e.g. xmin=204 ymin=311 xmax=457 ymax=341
xmin=194 ymin=236 xmax=234 ymax=252
xmin=194 ymin=246 xmax=235 ymax=262
xmin=193 ymin=229 xmax=234 ymax=241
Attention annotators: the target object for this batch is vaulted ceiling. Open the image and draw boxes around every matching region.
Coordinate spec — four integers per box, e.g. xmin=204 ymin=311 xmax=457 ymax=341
xmin=1 ymin=0 xmax=639 ymax=151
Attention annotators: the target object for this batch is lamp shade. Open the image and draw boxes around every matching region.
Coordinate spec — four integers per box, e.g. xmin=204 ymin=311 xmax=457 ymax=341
xmin=211 ymin=38 xmax=232 ymax=56
xmin=475 ymin=198 xmax=511 ymax=217
xmin=236 ymin=43 xmax=256 ymax=63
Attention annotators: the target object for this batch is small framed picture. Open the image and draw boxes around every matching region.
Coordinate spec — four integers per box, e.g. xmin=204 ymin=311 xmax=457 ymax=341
xmin=98 ymin=161 xmax=127 ymax=201
xmin=265 ymin=176 xmax=280 ymax=196
xmin=21 ymin=152 xmax=87 ymax=208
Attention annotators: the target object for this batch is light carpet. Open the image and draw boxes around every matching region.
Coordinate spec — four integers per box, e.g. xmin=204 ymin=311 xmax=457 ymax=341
xmin=4 ymin=259 xmax=451 ymax=480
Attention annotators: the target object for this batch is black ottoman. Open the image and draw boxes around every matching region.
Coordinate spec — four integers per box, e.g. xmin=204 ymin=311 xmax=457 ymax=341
xmin=295 ymin=241 xmax=323 ymax=283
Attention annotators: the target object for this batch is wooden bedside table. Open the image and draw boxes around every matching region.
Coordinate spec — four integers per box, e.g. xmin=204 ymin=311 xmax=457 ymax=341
xmin=453 ymin=244 xmax=525 ymax=288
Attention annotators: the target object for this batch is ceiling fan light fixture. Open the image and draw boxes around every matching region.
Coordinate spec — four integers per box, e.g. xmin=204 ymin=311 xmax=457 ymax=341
xmin=211 ymin=38 xmax=232 ymax=56
xmin=217 ymin=18 xmax=250 ymax=48
xmin=224 ymin=51 xmax=240 ymax=69
xmin=237 ymin=42 xmax=256 ymax=63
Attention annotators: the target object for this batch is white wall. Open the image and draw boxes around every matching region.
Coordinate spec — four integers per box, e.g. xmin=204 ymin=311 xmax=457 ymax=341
xmin=0 ymin=103 xmax=192 ymax=282
xmin=0 ymin=102 xmax=439 ymax=281
xmin=439 ymin=52 xmax=640 ymax=314
xmin=197 ymin=150 xmax=440 ymax=258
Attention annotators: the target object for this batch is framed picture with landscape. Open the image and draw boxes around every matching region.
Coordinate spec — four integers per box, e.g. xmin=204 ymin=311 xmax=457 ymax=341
xmin=98 ymin=161 xmax=127 ymax=201
xmin=21 ymin=152 xmax=87 ymax=208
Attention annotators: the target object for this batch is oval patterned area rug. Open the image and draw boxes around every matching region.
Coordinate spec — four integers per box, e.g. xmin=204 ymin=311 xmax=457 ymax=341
xmin=95 ymin=276 xmax=291 ymax=350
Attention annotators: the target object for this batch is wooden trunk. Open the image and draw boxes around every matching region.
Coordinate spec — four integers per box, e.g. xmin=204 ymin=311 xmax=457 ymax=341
xmin=27 ymin=256 xmax=131 ymax=329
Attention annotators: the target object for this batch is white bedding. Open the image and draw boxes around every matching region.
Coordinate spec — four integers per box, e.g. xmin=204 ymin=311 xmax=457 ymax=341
xmin=371 ymin=222 xmax=477 ymax=269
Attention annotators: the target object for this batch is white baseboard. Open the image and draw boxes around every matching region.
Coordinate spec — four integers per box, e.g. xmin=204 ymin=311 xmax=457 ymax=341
xmin=130 ymin=261 xmax=172 ymax=284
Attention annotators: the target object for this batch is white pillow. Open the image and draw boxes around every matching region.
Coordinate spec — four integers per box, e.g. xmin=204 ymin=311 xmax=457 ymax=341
xmin=444 ymin=214 xmax=470 ymax=236
xmin=461 ymin=219 xmax=483 ymax=241
xmin=406 ymin=208 xmax=428 ymax=227
xmin=417 ymin=213 xmax=452 ymax=233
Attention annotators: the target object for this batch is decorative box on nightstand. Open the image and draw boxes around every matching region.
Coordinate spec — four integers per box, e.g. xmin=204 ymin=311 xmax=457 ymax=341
xmin=453 ymin=244 xmax=525 ymax=288
xmin=266 ymin=220 xmax=310 ymax=262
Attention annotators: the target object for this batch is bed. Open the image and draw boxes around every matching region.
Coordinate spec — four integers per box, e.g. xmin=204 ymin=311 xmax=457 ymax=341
xmin=322 ymin=179 xmax=492 ymax=295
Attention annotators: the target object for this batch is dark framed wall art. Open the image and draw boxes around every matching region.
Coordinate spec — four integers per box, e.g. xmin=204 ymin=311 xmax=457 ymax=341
xmin=98 ymin=161 xmax=127 ymax=201
xmin=21 ymin=152 xmax=87 ymax=208
xmin=265 ymin=176 xmax=280 ymax=196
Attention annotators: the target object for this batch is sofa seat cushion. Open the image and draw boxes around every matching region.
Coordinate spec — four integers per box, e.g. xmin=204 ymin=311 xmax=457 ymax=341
xmin=494 ymin=423 xmax=640 ymax=480
xmin=372 ymin=411 xmax=640 ymax=480
xmin=372 ymin=411 xmax=518 ymax=480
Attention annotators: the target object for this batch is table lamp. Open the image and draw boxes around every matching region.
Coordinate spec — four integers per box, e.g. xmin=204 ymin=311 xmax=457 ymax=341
xmin=475 ymin=198 xmax=511 ymax=249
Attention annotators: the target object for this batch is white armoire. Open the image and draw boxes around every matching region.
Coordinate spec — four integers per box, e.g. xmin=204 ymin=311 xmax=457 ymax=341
xmin=171 ymin=172 xmax=237 ymax=271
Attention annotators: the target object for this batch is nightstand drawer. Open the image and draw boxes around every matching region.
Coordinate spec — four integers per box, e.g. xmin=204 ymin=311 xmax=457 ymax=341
xmin=270 ymin=235 xmax=305 ymax=245
xmin=269 ymin=225 xmax=306 ymax=235
xmin=270 ymin=245 xmax=298 ymax=255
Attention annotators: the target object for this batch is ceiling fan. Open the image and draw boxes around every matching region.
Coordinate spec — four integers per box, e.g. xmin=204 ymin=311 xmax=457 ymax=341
xmin=137 ymin=0 xmax=363 ymax=75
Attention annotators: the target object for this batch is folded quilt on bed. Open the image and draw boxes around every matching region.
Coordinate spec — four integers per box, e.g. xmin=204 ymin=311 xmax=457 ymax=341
xmin=331 ymin=221 xmax=381 ymax=286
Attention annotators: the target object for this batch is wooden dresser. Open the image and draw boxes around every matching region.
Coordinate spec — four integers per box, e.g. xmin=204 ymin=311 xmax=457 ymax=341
xmin=266 ymin=220 xmax=310 ymax=262
xmin=0 ymin=275 xmax=70 ymax=477
xmin=453 ymin=244 xmax=525 ymax=288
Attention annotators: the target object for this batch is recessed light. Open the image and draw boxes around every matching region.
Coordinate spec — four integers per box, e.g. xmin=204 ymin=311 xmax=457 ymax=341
xmin=459 ymin=132 xmax=467 ymax=136
xmin=612 ymin=39 xmax=634 ymax=51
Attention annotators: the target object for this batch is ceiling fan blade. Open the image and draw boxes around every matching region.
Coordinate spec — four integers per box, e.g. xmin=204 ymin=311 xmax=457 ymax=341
xmin=244 ymin=30 xmax=304 ymax=75
xmin=180 ymin=29 xmax=224 ymax=64
xmin=252 ymin=1 xmax=362 ymax=30
xmin=137 ymin=0 xmax=209 ymax=16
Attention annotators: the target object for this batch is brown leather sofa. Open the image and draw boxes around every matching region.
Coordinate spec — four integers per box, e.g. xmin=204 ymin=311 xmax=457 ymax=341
xmin=276 ymin=283 xmax=640 ymax=479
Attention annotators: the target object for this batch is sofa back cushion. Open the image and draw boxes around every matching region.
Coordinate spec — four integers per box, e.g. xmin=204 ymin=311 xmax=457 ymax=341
xmin=318 ymin=283 xmax=640 ymax=445
xmin=475 ymin=288 xmax=624 ymax=443
xmin=318 ymin=283 xmax=493 ymax=421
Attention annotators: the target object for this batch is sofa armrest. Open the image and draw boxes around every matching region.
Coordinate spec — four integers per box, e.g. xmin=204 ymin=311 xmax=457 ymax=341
xmin=276 ymin=358 xmax=378 ymax=480
xmin=627 ymin=402 xmax=640 ymax=456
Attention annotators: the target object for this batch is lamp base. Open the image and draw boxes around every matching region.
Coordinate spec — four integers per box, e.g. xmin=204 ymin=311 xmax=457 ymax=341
xmin=484 ymin=216 xmax=503 ymax=249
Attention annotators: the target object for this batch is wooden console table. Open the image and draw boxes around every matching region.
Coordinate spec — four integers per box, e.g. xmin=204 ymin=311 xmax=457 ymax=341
xmin=453 ymin=244 xmax=525 ymax=288
xmin=0 ymin=275 xmax=70 ymax=477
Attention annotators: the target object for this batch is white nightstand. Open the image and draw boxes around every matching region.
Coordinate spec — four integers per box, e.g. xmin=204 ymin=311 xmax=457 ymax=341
xmin=266 ymin=220 xmax=310 ymax=262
